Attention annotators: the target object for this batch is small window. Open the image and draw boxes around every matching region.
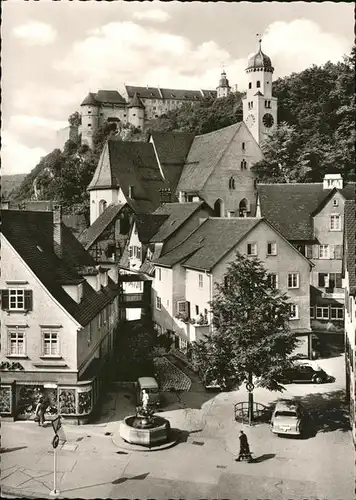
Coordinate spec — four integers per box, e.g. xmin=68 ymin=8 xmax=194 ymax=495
xmin=319 ymin=245 xmax=330 ymax=259
xmin=242 ymin=142 xmax=245 ymax=151
xmin=240 ymin=159 xmax=247 ymax=170
xmin=198 ymin=274 xmax=203 ymax=288
xmin=268 ymin=273 xmax=278 ymax=289
xmin=42 ymin=330 xmax=59 ymax=356
xmin=158 ymin=268 xmax=162 ymax=281
xmin=204 ymin=308 xmax=208 ymax=317
xmin=267 ymin=242 xmax=277 ymax=256
xmin=247 ymin=243 xmax=257 ymax=256
xmin=310 ymin=307 xmax=314 ymax=319
xmin=316 ymin=307 xmax=329 ymax=319
xmin=177 ymin=301 xmax=187 ymax=314
xmin=248 ymin=82 xmax=252 ymax=89
xmin=228 ymin=177 xmax=236 ymax=190
xmin=195 ymin=305 xmax=199 ymax=315
xmin=9 ymin=289 xmax=25 ymax=310
xmin=333 ymin=199 xmax=339 ymax=207
xmin=290 ymin=304 xmax=299 ymax=320
xmin=8 ymin=329 xmax=25 ymax=355
xmin=156 ymin=296 xmax=162 ymax=310
xmin=256 ymin=81 xmax=261 ymax=88
xmin=330 ymin=215 xmax=341 ymax=231
xmin=288 ymin=273 xmax=299 ymax=289
xmin=88 ymin=124 xmax=92 ymax=127
xmin=330 ymin=307 xmax=343 ymax=320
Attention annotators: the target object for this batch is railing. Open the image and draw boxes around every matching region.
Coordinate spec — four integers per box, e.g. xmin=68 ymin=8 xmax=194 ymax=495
xmin=233 ymin=401 xmax=271 ymax=424
xmin=119 ymin=293 xmax=144 ymax=303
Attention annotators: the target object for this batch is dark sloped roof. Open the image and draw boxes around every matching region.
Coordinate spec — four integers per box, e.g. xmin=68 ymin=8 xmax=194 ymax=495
xmin=344 ymin=200 xmax=356 ymax=294
xmin=79 ymin=204 xmax=124 ymax=249
xmin=81 ymin=92 xmax=98 ymax=106
xmin=125 ymin=86 xmax=216 ymax=101
xmin=135 ymin=214 xmax=169 ymax=244
xmin=128 ymin=93 xmax=144 ymax=108
xmin=177 ymin=123 xmax=243 ymax=192
xmin=258 ymin=182 xmax=356 ymax=240
xmin=95 ymin=90 xmax=126 ymax=104
xmin=150 ymin=131 xmax=195 ymax=193
xmin=126 ymin=86 xmax=162 ymax=99
xmin=150 ymin=202 xmax=205 ymax=243
xmin=2 ymin=211 xmax=118 ymax=326
xmin=155 ymin=217 xmax=260 ymax=270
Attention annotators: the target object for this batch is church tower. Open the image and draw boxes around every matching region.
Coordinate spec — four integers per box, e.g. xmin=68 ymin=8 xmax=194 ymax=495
xmin=216 ymin=69 xmax=231 ymax=99
xmin=243 ymin=38 xmax=277 ymax=145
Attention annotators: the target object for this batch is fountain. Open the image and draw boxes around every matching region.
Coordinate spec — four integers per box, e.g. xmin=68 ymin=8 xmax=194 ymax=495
xmin=119 ymin=390 xmax=172 ymax=448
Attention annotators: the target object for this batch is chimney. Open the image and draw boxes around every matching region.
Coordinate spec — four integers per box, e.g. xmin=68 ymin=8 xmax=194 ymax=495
xmin=128 ymin=185 xmax=135 ymax=199
xmin=53 ymin=205 xmax=62 ymax=258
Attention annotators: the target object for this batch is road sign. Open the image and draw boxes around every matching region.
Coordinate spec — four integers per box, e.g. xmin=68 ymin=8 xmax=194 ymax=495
xmin=245 ymin=382 xmax=255 ymax=392
xmin=52 ymin=416 xmax=61 ymax=434
xmin=52 ymin=434 xmax=59 ymax=449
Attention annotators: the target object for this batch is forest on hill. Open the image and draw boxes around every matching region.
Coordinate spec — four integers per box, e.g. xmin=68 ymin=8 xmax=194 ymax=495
xmin=12 ymin=46 xmax=355 ymax=220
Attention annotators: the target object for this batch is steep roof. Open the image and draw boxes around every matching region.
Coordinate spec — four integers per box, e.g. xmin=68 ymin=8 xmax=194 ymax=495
xmin=88 ymin=140 xmax=168 ymax=213
xmin=81 ymin=92 xmax=98 ymax=106
xmin=155 ymin=217 xmax=260 ymax=270
xmin=177 ymin=122 xmax=243 ymax=192
xmin=257 ymin=182 xmax=356 ymax=240
xmin=128 ymin=92 xmax=144 ymax=109
xmin=125 ymin=85 xmax=216 ymax=101
xmin=150 ymin=131 xmax=195 ymax=194
xmin=150 ymin=202 xmax=206 ymax=243
xmin=135 ymin=214 xmax=169 ymax=244
xmin=2 ymin=211 xmax=118 ymax=327
xmin=344 ymin=200 xmax=356 ymax=294
xmin=79 ymin=204 xmax=124 ymax=250
xmin=81 ymin=90 xmax=126 ymax=106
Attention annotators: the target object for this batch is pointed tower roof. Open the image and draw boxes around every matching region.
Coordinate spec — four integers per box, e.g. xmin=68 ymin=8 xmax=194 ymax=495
xmin=128 ymin=92 xmax=144 ymax=109
xmin=247 ymin=38 xmax=273 ymax=72
xmin=81 ymin=92 xmax=98 ymax=106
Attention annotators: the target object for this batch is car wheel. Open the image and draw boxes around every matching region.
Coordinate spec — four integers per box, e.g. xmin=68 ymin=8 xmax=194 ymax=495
xmin=313 ymin=376 xmax=323 ymax=384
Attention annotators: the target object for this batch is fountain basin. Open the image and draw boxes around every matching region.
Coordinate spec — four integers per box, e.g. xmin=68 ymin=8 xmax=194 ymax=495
xmin=119 ymin=415 xmax=170 ymax=446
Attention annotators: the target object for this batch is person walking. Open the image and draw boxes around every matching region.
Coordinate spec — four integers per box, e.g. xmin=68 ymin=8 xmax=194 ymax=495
xmin=35 ymin=398 xmax=46 ymax=427
xmin=236 ymin=430 xmax=252 ymax=462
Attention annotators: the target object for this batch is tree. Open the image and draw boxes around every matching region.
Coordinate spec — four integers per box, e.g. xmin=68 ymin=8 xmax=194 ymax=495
xmin=68 ymin=111 xmax=81 ymax=127
xmin=191 ymin=253 xmax=298 ymax=424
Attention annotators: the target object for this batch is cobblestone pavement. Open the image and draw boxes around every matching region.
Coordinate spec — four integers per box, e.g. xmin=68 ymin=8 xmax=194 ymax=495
xmin=154 ymin=355 xmax=192 ymax=391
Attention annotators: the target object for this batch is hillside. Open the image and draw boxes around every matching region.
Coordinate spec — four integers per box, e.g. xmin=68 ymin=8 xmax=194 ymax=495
xmin=2 ymin=174 xmax=27 ymax=200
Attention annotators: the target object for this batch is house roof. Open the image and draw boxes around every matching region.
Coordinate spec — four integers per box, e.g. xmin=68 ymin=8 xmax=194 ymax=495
xmin=257 ymin=182 xmax=356 ymax=240
xmin=150 ymin=202 xmax=206 ymax=243
xmin=81 ymin=92 xmax=98 ymax=106
xmin=344 ymin=200 xmax=356 ymax=294
xmin=2 ymin=211 xmax=118 ymax=327
xmin=125 ymin=86 xmax=216 ymax=101
xmin=88 ymin=140 xmax=168 ymax=213
xmin=135 ymin=214 xmax=169 ymax=244
xmin=150 ymin=131 xmax=195 ymax=194
xmin=128 ymin=92 xmax=144 ymax=109
xmin=176 ymin=122 xmax=243 ymax=193
xmin=79 ymin=204 xmax=124 ymax=250
xmin=155 ymin=217 xmax=260 ymax=270
xmin=81 ymin=90 xmax=126 ymax=106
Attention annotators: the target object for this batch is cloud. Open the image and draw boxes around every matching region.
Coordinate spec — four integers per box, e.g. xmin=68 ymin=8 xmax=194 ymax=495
xmin=2 ymin=131 xmax=46 ymax=175
xmin=133 ymin=9 xmax=171 ymax=23
xmin=13 ymin=21 xmax=57 ymax=46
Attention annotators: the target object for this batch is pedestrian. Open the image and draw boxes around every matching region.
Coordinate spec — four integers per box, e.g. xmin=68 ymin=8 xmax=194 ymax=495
xmin=35 ymin=398 xmax=46 ymax=427
xmin=236 ymin=430 xmax=252 ymax=462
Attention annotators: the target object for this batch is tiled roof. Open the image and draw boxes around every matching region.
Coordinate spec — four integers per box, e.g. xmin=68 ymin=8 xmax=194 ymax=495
xmin=125 ymin=86 xmax=216 ymax=101
xmin=81 ymin=92 xmax=98 ymax=106
xmin=150 ymin=131 xmax=195 ymax=195
xmin=155 ymin=217 xmax=260 ymax=270
xmin=79 ymin=204 xmax=124 ymax=250
xmin=135 ymin=214 xmax=169 ymax=244
xmin=150 ymin=202 xmax=205 ymax=243
xmin=257 ymin=182 xmax=356 ymax=240
xmin=88 ymin=140 xmax=168 ymax=213
xmin=344 ymin=200 xmax=356 ymax=294
xmin=2 ymin=211 xmax=119 ymax=327
xmin=177 ymin=123 xmax=243 ymax=192
xmin=95 ymin=90 xmax=126 ymax=104
xmin=128 ymin=92 xmax=144 ymax=109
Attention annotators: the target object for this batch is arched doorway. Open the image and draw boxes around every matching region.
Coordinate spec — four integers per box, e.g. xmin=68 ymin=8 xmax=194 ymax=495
xmin=214 ymin=199 xmax=224 ymax=217
xmin=99 ymin=199 xmax=107 ymax=215
xmin=239 ymin=199 xmax=248 ymax=217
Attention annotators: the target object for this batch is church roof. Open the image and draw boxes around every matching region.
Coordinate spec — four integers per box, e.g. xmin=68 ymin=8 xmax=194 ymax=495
xmin=177 ymin=122 xmax=243 ymax=193
xmin=247 ymin=41 xmax=273 ymax=72
xmin=257 ymin=182 xmax=356 ymax=240
xmin=128 ymin=92 xmax=144 ymax=109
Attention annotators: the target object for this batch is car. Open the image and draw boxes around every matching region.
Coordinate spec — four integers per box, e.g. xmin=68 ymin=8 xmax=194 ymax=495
xmin=136 ymin=377 xmax=160 ymax=407
xmin=270 ymin=400 xmax=309 ymax=437
xmin=282 ymin=361 xmax=334 ymax=384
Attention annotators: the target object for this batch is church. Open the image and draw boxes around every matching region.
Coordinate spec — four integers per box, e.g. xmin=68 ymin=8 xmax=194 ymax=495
xmin=88 ymin=40 xmax=277 ymax=225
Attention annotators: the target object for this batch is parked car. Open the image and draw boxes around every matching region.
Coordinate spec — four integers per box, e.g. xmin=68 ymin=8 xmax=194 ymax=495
xmin=270 ymin=400 xmax=309 ymax=437
xmin=282 ymin=361 xmax=334 ymax=384
xmin=136 ymin=377 xmax=160 ymax=407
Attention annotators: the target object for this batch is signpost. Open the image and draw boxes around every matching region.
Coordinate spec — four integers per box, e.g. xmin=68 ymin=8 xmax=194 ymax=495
xmin=49 ymin=416 xmax=62 ymax=497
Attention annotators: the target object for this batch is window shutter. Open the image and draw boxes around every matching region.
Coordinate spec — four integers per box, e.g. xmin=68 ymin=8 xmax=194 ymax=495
xmin=329 ymin=245 xmax=335 ymax=259
xmin=1 ymin=290 xmax=9 ymax=310
xmin=312 ymin=245 xmax=319 ymax=259
xmin=306 ymin=245 xmax=313 ymax=259
xmin=24 ymin=290 xmax=33 ymax=311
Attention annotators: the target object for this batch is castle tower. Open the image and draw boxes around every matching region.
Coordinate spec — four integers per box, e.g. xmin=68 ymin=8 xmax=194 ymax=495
xmin=127 ymin=92 xmax=145 ymax=130
xmin=243 ymin=38 xmax=277 ymax=145
xmin=80 ymin=92 xmax=100 ymax=148
xmin=216 ymin=70 xmax=231 ymax=99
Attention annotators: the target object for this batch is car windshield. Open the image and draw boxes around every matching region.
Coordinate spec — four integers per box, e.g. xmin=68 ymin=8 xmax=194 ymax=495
xmin=275 ymin=410 xmax=297 ymax=417
xmin=146 ymin=388 xmax=158 ymax=394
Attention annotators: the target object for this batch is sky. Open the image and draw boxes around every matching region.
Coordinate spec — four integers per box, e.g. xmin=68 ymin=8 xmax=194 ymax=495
xmin=2 ymin=1 xmax=354 ymax=175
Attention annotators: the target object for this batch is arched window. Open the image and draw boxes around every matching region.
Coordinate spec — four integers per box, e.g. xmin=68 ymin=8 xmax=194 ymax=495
xmin=240 ymin=159 xmax=247 ymax=170
xmin=248 ymin=82 xmax=252 ymax=89
xmin=229 ymin=177 xmax=236 ymax=190
xmin=256 ymin=81 xmax=261 ymax=88
xmin=214 ymin=199 xmax=224 ymax=217
xmin=242 ymin=142 xmax=245 ymax=151
xmin=239 ymin=199 xmax=248 ymax=217
xmin=99 ymin=199 xmax=107 ymax=215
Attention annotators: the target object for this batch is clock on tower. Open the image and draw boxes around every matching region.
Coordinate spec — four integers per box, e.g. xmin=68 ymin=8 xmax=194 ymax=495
xmin=245 ymin=114 xmax=256 ymax=128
